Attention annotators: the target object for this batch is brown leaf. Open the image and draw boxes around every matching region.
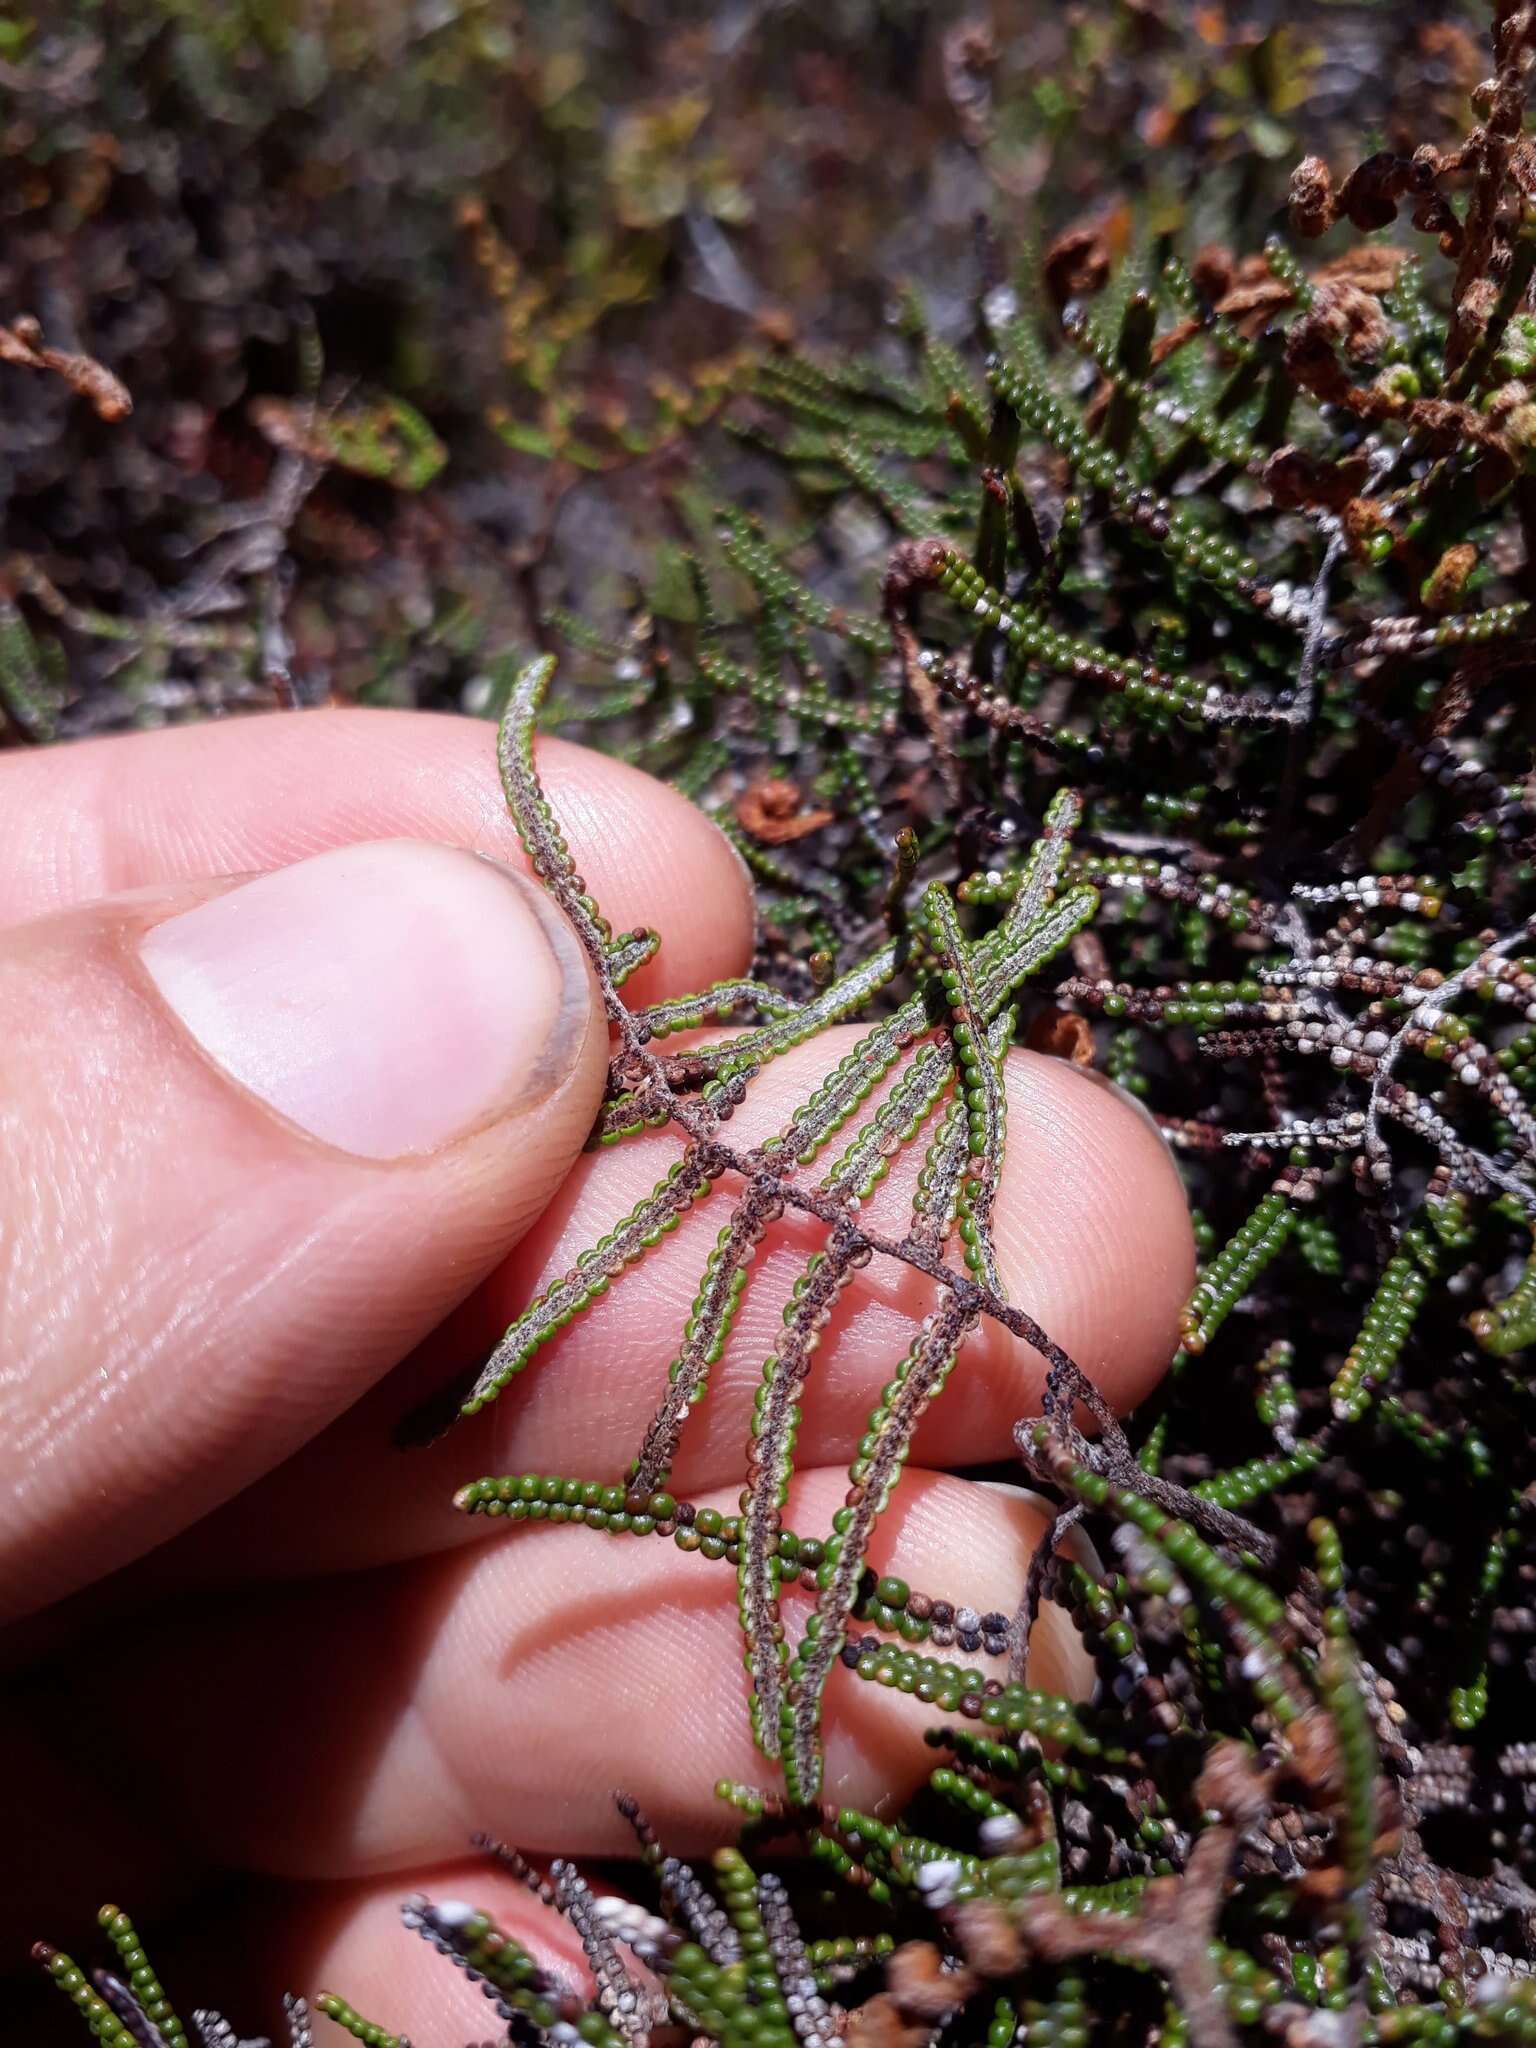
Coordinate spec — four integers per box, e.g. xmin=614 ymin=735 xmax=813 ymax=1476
xmin=1190 ymin=244 xmax=1236 ymax=301
xmin=886 ymin=1941 xmax=975 ymax=2019
xmin=734 ymin=777 xmax=835 ymax=844
xmin=1318 ymin=244 xmax=1410 ymax=293
xmin=1422 ymin=542 xmax=1478 ymax=613
xmin=941 ymin=19 xmax=998 ymax=149
xmin=1288 ymin=156 xmax=1337 ymax=239
xmin=1042 ymin=208 xmax=1130 ymax=309
xmin=1025 ymin=1006 xmax=1096 ymax=1066
xmin=843 ymin=1994 xmax=927 ymax=2048
xmin=947 ymin=1899 xmax=1025 ymax=1978
xmin=1336 ymin=151 xmax=1429 ymax=232
xmin=1195 ymin=1738 xmax=1275 ymax=1829
xmin=0 ymin=316 xmax=131 ymax=421
xmin=1283 ymin=1705 xmax=1345 ymax=1806
xmin=1263 ymin=445 xmax=1371 ymax=514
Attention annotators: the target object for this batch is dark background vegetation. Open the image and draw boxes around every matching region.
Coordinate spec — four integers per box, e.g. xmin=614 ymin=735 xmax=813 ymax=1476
xmin=0 ymin=0 xmax=1486 ymax=735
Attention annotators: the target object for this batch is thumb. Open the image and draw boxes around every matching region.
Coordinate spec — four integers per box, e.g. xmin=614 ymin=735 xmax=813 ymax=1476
xmin=0 ymin=839 xmax=607 ymax=1623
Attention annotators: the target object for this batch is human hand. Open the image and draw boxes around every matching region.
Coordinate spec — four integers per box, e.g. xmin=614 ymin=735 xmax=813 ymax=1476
xmin=1 ymin=709 xmax=1194 ymax=2041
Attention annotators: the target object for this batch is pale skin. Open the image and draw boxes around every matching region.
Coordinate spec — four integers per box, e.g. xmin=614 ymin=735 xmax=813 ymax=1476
xmin=0 ymin=710 xmax=1195 ymax=2040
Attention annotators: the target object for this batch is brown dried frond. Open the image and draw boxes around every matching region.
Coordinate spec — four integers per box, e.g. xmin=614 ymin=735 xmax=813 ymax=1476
xmin=1263 ymin=447 xmax=1373 ymax=515
xmin=1285 ymin=280 xmax=1392 ymax=377
xmin=1338 ymin=151 xmax=1439 ymax=233
xmin=1211 ymin=245 xmax=1407 ymax=340
xmin=1209 ymin=256 xmax=1294 ymax=324
xmin=990 ymin=1812 xmax=1257 ymax=2048
xmin=735 ymin=778 xmax=835 ymax=844
xmin=1196 ymin=1738 xmax=1276 ymax=1829
xmin=844 ymin=1993 xmax=927 ymax=2048
xmin=1024 ymin=1005 xmax=1095 ymax=1066
xmin=1423 ymin=543 xmax=1479 ymax=613
xmin=881 ymin=537 xmax=951 ymax=612
xmin=945 ymin=1901 xmax=1024 ymax=1980
xmin=882 ymin=538 xmax=963 ymax=807
xmin=1288 ymin=156 xmax=1337 ymax=239
xmin=1042 ymin=209 xmax=1129 ymax=309
xmin=941 ymin=19 xmax=998 ymax=149
xmin=886 ymin=1941 xmax=975 ymax=2020
xmin=1342 ymin=495 xmax=1393 ymax=557
xmin=1291 ymin=130 xmax=1455 ymax=243
xmin=1402 ymin=394 xmax=1507 ymax=453
xmin=0 ymin=316 xmax=131 ymax=420
xmin=1189 ymin=244 xmax=1236 ymax=301
xmin=1447 ymin=0 xmax=1536 ymax=365
xmin=1320 ymin=245 xmax=1414 ymax=295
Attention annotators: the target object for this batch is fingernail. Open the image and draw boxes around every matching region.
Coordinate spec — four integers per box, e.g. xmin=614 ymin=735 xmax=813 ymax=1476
xmin=141 ymin=841 xmax=589 ymax=1158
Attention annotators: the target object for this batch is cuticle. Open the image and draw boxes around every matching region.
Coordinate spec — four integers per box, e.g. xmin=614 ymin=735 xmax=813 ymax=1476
xmin=473 ymin=852 xmax=599 ymax=1109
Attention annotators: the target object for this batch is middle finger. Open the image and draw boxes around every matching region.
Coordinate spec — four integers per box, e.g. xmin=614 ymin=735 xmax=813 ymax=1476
xmin=167 ymin=1029 xmax=1193 ymax=1588
xmin=27 ymin=1466 xmax=1093 ymax=1886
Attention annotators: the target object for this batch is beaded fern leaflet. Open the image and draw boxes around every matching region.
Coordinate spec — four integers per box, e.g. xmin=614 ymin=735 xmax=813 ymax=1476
xmin=418 ymin=655 xmax=1098 ymax=1801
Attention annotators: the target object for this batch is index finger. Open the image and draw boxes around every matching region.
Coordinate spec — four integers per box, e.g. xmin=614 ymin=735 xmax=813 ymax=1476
xmin=0 ymin=708 xmax=753 ymax=1003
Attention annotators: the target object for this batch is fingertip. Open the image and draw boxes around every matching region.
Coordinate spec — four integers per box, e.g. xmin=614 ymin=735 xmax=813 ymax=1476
xmin=82 ymin=1470 xmax=1089 ymax=1881
xmin=813 ymin=1468 xmax=1095 ymax=1801
xmin=417 ymin=1467 xmax=1089 ymax=1854
xmin=0 ymin=710 xmax=756 ymax=1002
xmin=989 ymin=1050 xmax=1194 ymax=1414
xmin=0 ymin=843 xmax=610 ymax=1620
xmin=262 ymin=1862 xmax=590 ymax=2048
xmin=538 ymin=738 xmax=755 ymax=1001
